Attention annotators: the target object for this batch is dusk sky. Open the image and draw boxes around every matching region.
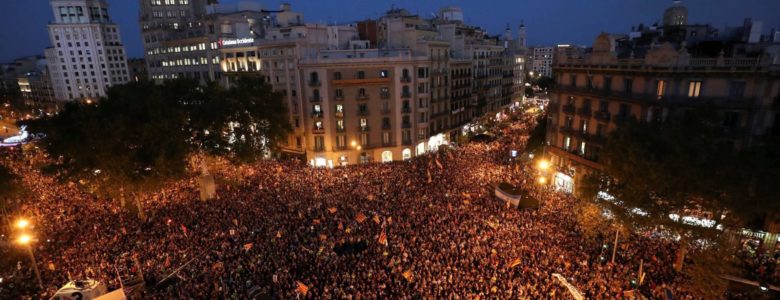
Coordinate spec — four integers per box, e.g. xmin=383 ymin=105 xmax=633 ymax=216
xmin=1 ymin=0 xmax=779 ymax=62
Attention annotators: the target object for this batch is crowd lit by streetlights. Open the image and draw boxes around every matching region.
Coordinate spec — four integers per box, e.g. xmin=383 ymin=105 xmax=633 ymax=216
xmin=13 ymin=217 xmax=43 ymax=290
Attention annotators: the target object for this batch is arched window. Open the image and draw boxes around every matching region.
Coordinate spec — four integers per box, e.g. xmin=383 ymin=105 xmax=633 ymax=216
xmin=402 ymin=148 xmax=412 ymax=160
xmin=381 ymin=151 xmax=393 ymax=163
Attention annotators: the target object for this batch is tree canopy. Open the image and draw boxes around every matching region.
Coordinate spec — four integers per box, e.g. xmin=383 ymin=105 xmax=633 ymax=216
xmin=23 ymin=76 xmax=290 ymax=194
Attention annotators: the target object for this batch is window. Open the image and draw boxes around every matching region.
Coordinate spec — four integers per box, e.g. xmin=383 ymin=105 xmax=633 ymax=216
xmin=335 ymin=89 xmax=343 ymax=98
xmin=656 ymin=80 xmax=666 ymax=99
xmin=563 ymin=136 xmax=571 ymax=150
xmin=358 ymin=103 xmax=367 ymax=114
xmin=599 ymin=100 xmax=608 ymax=112
xmin=688 ymin=81 xmax=702 ymax=98
xmin=336 ymin=119 xmax=345 ymax=131
xmin=382 ymin=117 xmax=390 ymax=129
xmin=623 ymin=78 xmax=633 ymax=93
xmin=580 ymin=120 xmax=588 ymax=133
xmin=358 ymin=88 xmax=366 ymax=97
xmin=314 ymin=121 xmax=324 ymax=130
xmin=360 ymin=118 xmax=368 ymax=129
xmin=570 ymin=75 xmax=577 ymax=87
xmin=337 ymin=135 xmax=346 ymax=148
xmin=619 ymin=103 xmax=630 ymax=117
xmin=360 ymin=133 xmax=368 ymax=145
xmin=729 ymin=81 xmax=745 ymax=99
xmin=335 ymin=104 xmax=343 ymax=114
xmin=380 ymin=87 xmax=390 ymax=99
xmin=356 ymin=71 xmax=365 ymax=79
xmin=333 ymin=72 xmax=341 ymax=80
xmin=383 ymin=132 xmax=391 ymax=144
xmin=603 ymin=77 xmax=612 ymax=91
xmin=314 ymin=136 xmax=325 ymax=150
xmin=380 ymin=70 xmax=389 ymax=78
xmin=580 ymin=141 xmax=587 ymax=155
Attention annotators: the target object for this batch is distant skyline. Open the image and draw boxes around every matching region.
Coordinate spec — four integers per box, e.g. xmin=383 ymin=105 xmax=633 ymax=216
xmin=1 ymin=0 xmax=779 ymax=62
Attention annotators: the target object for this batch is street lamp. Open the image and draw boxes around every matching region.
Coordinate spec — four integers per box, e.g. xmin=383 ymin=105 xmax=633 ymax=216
xmin=536 ymin=159 xmax=550 ymax=171
xmin=537 ymin=176 xmax=547 ymax=185
xmin=15 ymin=218 xmax=29 ymax=230
xmin=17 ymin=234 xmax=43 ymax=290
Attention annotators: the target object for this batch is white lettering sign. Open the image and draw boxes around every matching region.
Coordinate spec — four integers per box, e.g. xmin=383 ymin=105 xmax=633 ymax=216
xmin=219 ymin=38 xmax=255 ymax=47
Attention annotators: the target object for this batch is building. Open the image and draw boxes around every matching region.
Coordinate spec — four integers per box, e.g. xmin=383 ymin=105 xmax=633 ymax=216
xmin=44 ymin=0 xmax=130 ymax=101
xmin=545 ymin=1 xmax=780 ymax=196
xmin=530 ymin=46 xmax=554 ymax=78
xmin=17 ymin=58 xmax=55 ymax=104
xmin=139 ymin=0 xmax=267 ymax=83
xmin=220 ymin=5 xmax=525 ymax=166
xmin=127 ymin=58 xmax=148 ymax=82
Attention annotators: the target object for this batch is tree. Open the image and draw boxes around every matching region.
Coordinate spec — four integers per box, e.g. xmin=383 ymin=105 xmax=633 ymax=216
xmin=24 ymin=76 xmax=291 ymax=208
xmin=0 ymin=163 xmax=22 ymax=214
xmin=585 ymin=106 xmax=777 ymax=279
xmin=533 ymin=76 xmax=555 ymax=91
xmin=525 ymin=114 xmax=547 ymax=156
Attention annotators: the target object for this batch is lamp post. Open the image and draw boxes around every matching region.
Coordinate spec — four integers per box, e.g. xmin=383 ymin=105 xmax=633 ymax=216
xmin=17 ymin=234 xmax=43 ymax=290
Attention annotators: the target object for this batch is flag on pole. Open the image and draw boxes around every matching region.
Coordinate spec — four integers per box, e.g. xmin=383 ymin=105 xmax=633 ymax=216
xmin=243 ymin=243 xmax=253 ymax=251
xmin=402 ymin=269 xmax=413 ymax=282
xmin=328 ymin=207 xmax=337 ymax=214
xmin=355 ymin=212 xmax=367 ymax=223
xmin=427 ymin=169 xmax=432 ymax=183
xmin=295 ymin=281 xmax=309 ymax=295
xmin=372 ymin=214 xmax=381 ymax=224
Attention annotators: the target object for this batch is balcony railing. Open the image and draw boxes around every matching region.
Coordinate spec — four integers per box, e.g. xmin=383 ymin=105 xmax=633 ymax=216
xmin=312 ymin=127 xmax=325 ymax=133
xmin=401 ymin=76 xmax=411 ymax=83
xmin=577 ymin=107 xmax=592 ymax=118
xmin=381 ymin=108 xmax=391 ymax=114
xmin=402 ymin=122 xmax=412 ymax=129
xmin=402 ymin=107 xmax=412 ymax=113
xmin=359 ymin=126 xmax=370 ymax=132
xmin=312 ymin=145 xmax=325 ymax=152
xmin=334 ymin=94 xmax=344 ymax=101
xmin=594 ymin=111 xmax=611 ymax=122
xmin=555 ymin=86 xmax=756 ymax=109
xmin=380 ymin=93 xmax=391 ymax=99
xmin=562 ymin=104 xmax=575 ymax=114
xmin=401 ymin=91 xmax=412 ymax=98
xmin=308 ymin=80 xmax=321 ymax=87
xmin=402 ymin=139 xmax=412 ymax=145
xmin=311 ymin=111 xmax=323 ymax=118
xmin=358 ymin=110 xmax=369 ymax=116
xmin=357 ymin=94 xmax=369 ymax=101
xmin=382 ymin=123 xmax=391 ymax=130
xmin=309 ymin=95 xmax=321 ymax=102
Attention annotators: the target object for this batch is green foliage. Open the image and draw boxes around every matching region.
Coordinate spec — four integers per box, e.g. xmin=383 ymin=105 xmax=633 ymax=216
xmin=0 ymin=163 xmax=21 ymax=209
xmin=23 ymin=76 xmax=290 ymax=194
xmin=525 ymin=114 xmax=547 ymax=156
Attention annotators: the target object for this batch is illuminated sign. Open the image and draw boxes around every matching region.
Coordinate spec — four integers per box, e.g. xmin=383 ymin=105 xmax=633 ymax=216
xmin=218 ymin=38 xmax=255 ymax=48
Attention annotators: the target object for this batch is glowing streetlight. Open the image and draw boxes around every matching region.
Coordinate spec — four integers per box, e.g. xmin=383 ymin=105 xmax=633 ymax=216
xmin=351 ymin=141 xmax=357 ymax=147
xmin=536 ymin=160 xmax=550 ymax=171
xmin=356 ymin=145 xmax=362 ymax=151
xmin=15 ymin=218 xmax=29 ymax=230
xmin=17 ymin=234 xmax=32 ymax=245
xmin=537 ymin=177 xmax=547 ymax=185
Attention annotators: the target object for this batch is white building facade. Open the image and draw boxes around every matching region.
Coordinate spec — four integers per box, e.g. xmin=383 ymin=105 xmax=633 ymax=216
xmin=45 ymin=0 xmax=129 ymax=101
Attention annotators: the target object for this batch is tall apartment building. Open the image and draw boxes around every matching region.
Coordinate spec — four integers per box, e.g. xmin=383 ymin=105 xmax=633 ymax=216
xmin=44 ymin=0 xmax=129 ymax=101
xmin=530 ymin=46 xmax=554 ymax=78
xmin=139 ymin=0 xmax=266 ymax=83
xmin=220 ymin=5 xmax=524 ymax=166
xmin=546 ymin=1 xmax=780 ymax=195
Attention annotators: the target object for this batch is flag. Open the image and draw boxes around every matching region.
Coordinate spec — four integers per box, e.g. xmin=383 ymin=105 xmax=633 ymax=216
xmin=48 ymin=262 xmax=56 ymax=271
xmin=462 ymin=192 xmax=471 ymax=198
xmin=232 ymin=219 xmax=239 ymax=226
xmin=378 ymin=229 xmax=388 ymax=246
xmin=355 ymin=212 xmax=367 ymax=223
xmin=328 ymin=207 xmax=337 ymax=213
xmin=402 ymin=269 xmax=413 ymax=282
xmin=338 ymin=222 xmax=343 ymax=231
xmin=367 ymin=194 xmax=375 ymax=201
xmin=276 ymin=231 xmax=282 ymax=238
xmin=427 ymin=170 xmax=432 ymax=183
xmin=313 ymin=219 xmax=321 ymax=225
xmin=295 ymin=281 xmax=309 ymax=295
xmin=180 ymin=224 xmax=189 ymax=237
xmin=243 ymin=243 xmax=253 ymax=251
xmin=435 ymin=157 xmax=443 ymax=169
xmin=406 ymin=179 xmax=411 ymax=186
xmin=372 ymin=215 xmax=381 ymax=224
xmin=507 ymin=258 xmax=521 ymax=269
xmin=484 ymin=219 xmax=498 ymax=229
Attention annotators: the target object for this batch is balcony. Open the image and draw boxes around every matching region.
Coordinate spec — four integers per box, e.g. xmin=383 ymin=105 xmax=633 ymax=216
xmin=562 ymin=104 xmax=575 ymax=114
xmin=359 ymin=126 xmax=370 ymax=132
xmin=332 ymin=145 xmax=348 ymax=151
xmin=335 ymin=111 xmax=344 ymax=118
xmin=577 ymin=107 xmax=592 ymax=118
xmin=312 ymin=127 xmax=325 ymax=134
xmin=312 ymin=145 xmax=325 ymax=152
xmin=308 ymin=80 xmax=321 ymax=87
xmin=594 ymin=111 xmax=610 ymax=122
xmin=309 ymin=95 xmax=321 ymax=102
xmin=358 ymin=110 xmax=369 ymax=116
xmin=311 ymin=111 xmax=323 ymax=118
xmin=613 ymin=114 xmax=636 ymax=124
xmin=380 ymin=93 xmax=391 ymax=100
xmin=336 ymin=126 xmax=346 ymax=133
xmin=401 ymin=91 xmax=412 ymax=98
xmin=357 ymin=94 xmax=369 ymax=101
xmin=401 ymin=76 xmax=411 ymax=83
xmin=402 ymin=106 xmax=412 ymax=113
xmin=402 ymin=139 xmax=412 ymax=145
xmin=381 ymin=108 xmax=391 ymax=114
xmin=334 ymin=94 xmax=344 ymax=101
xmin=402 ymin=122 xmax=412 ymax=129
xmin=382 ymin=123 xmax=391 ymax=130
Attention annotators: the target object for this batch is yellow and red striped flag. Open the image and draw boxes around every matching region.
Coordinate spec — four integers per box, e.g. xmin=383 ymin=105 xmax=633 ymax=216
xmin=355 ymin=212 xmax=367 ymax=223
xmin=372 ymin=214 xmax=381 ymax=224
xmin=402 ymin=269 xmax=413 ymax=282
xmin=295 ymin=281 xmax=309 ymax=295
xmin=378 ymin=229 xmax=388 ymax=246
xmin=243 ymin=243 xmax=253 ymax=251
xmin=507 ymin=257 xmax=521 ymax=269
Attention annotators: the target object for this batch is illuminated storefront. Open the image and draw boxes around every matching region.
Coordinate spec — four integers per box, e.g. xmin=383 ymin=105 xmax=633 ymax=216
xmin=554 ymin=172 xmax=574 ymax=194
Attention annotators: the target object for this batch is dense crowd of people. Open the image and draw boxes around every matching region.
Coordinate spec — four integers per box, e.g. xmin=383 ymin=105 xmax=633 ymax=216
xmin=0 ymin=111 xmax=775 ymax=299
